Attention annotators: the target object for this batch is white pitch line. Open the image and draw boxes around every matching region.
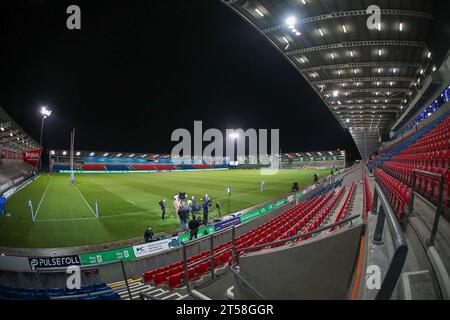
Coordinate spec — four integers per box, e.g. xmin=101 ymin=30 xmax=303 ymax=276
xmin=35 ymin=209 xmax=161 ymax=222
xmin=34 ymin=178 xmax=52 ymax=220
xmin=126 ymin=199 xmax=137 ymax=206
xmin=74 ymin=185 xmax=97 ymax=217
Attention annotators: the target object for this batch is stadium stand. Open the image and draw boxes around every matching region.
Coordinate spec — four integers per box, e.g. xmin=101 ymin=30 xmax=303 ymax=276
xmin=363 ymin=174 xmax=373 ymax=221
xmin=368 ymin=112 xmax=450 ymax=171
xmin=374 ymin=168 xmax=412 ymax=219
xmin=105 ymin=165 xmax=130 ymax=171
xmin=374 ymin=113 xmax=450 ymax=208
xmin=141 ymin=182 xmax=353 ymax=289
xmin=81 ymin=164 xmax=106 ymax=171
xmin=0 ymin=159 xmax=36 ymax=194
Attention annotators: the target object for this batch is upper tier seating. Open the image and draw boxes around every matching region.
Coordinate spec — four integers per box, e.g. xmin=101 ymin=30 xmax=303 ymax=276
xmin=374 ymin=168 xmax=412 ymax=219
xmin=368 ymin=112 xmax=450 ymax=171
xmin=391 ymin=150 xmax=450 ymax=169
xmin=0 ymin=283 xmax=119 ymax=300
xmin=142 ymin=184 xmax=352 ymax=288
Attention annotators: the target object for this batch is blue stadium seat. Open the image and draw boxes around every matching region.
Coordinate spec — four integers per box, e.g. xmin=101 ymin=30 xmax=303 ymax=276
xmin=81 ymin=295 xmax=101 ymax=300
xmin=99 ymin=292 xmax=119 ymax=300
xmin=93 ymin=283 xmax=109 ymax=292
xmin=64 ymin=288 xmax=80 ymax=295
xmin=105 ymin=165 xmax=129 ymax=171
xmin=80 ymin=284 xmax=94 ymax=294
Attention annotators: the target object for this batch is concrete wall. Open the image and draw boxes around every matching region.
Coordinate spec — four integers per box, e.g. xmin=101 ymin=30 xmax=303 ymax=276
xmin=234 ymin=223 xmax=363 ymax=300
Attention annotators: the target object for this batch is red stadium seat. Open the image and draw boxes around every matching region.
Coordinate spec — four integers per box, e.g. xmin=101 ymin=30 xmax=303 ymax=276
xmin=167 ymin=272 xmax=183 ymax=289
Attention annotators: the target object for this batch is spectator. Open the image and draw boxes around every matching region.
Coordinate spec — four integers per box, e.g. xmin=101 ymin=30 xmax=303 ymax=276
xmin=188 ymin=215 xmax=201 ymax=240
xmin=159 ymin=198 xmax=167 ymax=220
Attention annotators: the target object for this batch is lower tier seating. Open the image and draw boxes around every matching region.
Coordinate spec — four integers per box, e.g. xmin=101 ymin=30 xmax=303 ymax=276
xmin=331 ymin=182 xmax=356 ymax=231
xmin=142 ymin=184 xmax=353 ymax=288
xmin=0 ymin=283 xmax=118 ymax=300
xmin=363 ymin=174 xmax=373 ymax=220
xmin=382 ymin=162 xmax=449 ymax=208
xmin=105 ymin=165 xmax=130 ymax=171
xmin=374 ymin=168 xmax=412 ymax=219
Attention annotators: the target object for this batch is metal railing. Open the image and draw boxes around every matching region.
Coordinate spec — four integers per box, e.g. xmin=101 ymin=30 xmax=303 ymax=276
xmin=229 ymin=213 xmax=361 ymax=300
xmin=407 ymin=169 xmax=445 ymax=246
xmin=371 ymin=181 xmax=408 ymax=300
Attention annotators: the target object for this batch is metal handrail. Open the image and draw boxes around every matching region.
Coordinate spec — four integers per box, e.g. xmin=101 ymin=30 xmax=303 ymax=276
xmin=371 ymin=181 xmax=408 ymax=300
xmin=407 ymin=169 xmax=445 ymax=246
xmin=228 ymin=212 xmax=361 ymax=300
xmin=233 ymin=214 xmax=360 ymax=258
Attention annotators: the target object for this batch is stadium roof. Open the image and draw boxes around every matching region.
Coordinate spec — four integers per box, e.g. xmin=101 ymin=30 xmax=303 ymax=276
xmin=0 ymin=107 xmax=39 ymax=153
xmin=222 ymin=0 xmax=436 ymax=158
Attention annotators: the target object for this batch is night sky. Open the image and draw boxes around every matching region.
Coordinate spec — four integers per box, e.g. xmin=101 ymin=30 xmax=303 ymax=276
xmin=0 ymin=0 xmax=361 ymax=160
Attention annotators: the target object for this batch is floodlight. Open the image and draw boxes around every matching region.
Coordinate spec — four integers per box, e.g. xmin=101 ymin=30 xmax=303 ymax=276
xmin=333 ymin=90 xmax=339 ymax=97
xmin=41 ymin=106 xmax=52 ymax=118
xmin=285 ymin=16 xmax=297 ymax=26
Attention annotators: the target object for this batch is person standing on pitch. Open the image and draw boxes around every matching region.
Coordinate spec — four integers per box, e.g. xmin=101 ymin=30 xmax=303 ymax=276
xmin=178 ymin=202 xmax=189 ymax=230
xmin=159 ymin=198 xmax=167 ymax=220
xmin=202 ymin=201 xmax=209 ymax=225
xmin=261 ymin=181 xmax=265 ymax=192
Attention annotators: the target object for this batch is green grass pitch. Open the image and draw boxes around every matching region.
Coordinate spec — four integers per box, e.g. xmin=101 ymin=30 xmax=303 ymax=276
xmin=0 ymin=169 xmax=331 ymax=248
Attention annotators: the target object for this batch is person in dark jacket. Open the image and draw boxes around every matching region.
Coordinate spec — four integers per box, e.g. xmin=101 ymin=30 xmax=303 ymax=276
xmin=190 ymin=196 xmax=197 ymax=218
xmin=144 ymin=227 xmax=154 ymax=243
xmin=202 ymin=201 xmax=209 ymax=225
xmin=159 ymin=198 xmax=167 ymax=220
xmin=178 ymin=203 xmax=189 ymax=230
xmin=188 ymin=215 xmax=201 ymax=240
